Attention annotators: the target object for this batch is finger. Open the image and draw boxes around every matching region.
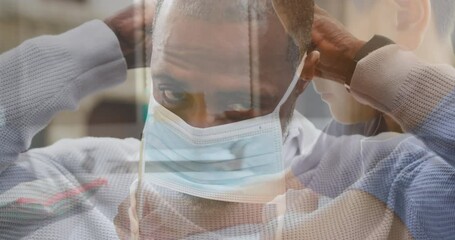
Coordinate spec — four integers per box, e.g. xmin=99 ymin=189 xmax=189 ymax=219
xmin=301 ymin=50 xmax=320 ymax=81
xmin=114 ymin=225 xmax=131 ymax=240
xmin=285 ymin=170 xmax=304 ymax=190
xmin=290 ymin=189 xmax=319 ymax=214
xmin=128 ymin=205 xmax=140 ymax=238
xmin=143 ymin=0 xmax=156 ymax=27
xmin=114 ymin=197 xmax=133 ymax=239
xmin=310 ymin=23 xmax=329 ymax=53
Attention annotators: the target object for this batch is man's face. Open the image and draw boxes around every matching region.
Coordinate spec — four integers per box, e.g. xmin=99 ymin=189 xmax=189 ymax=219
xmin=150 ymin=1 xmax=298 ymax=129
xmin=312 ymin=78 xmax=379 ymax=124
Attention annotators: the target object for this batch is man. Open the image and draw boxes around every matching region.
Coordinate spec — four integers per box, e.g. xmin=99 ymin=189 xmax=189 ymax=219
xmin=311 ymin=0 xmax=455 ymax=125
xmin=164 ymin=1 xmax=453 ymax=239
xmin=271 ymin=0 xmax=455 ymax=239
xmin=117 ymin=0 xmax=455 ymax=239
xmin=0 ymin=0 xmax=321 ymax=239
xmin=115 ymin=0 xmax=322 ymax=239
xmin=1 ymin=0 xmax=454 ymax=239
xmin=130 ymin=1 xmax=455 ymax=239
xmin=292 ymin=0 xmax=455 ymax=199
xmin=0 ymin=3 xmax=153 ymax=239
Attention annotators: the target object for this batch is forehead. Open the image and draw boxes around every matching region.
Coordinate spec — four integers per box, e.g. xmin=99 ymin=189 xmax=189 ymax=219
xmin=151 ymin=2 xmax=294 ymax=92
xmin=153 ymin=4 xmax=290 ymax=56
xmin=154 ymin=18 xmax=252 ymax=76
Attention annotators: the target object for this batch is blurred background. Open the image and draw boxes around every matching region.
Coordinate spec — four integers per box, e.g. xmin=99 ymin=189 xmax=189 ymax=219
xmin=0 ymin=0 xmax=148 ymax=148
xmin=1 ymin=0 xmax=453 ymax=148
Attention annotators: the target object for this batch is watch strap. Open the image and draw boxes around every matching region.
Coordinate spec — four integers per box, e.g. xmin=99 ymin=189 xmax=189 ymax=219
xmin=345 ymin=35 xmax=395 ymax=92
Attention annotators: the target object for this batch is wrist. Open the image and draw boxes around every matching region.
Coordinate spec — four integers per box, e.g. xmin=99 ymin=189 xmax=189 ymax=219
xmin=347 ymin=39 xmax=367 ymax=61
xmin=345 ymin=35 xmax=394 ymax=90
xmin=104 ymin=19 xmax=127 ymax=54
xmin=104 ymin=19 xmax=142 ymax=69
xmin=345 ymin=39 xmax=366 ymax=86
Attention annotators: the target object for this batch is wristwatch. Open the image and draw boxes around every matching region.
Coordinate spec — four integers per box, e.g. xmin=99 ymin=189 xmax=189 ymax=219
xmin=345 ymin=35 xmax=395 ymax=92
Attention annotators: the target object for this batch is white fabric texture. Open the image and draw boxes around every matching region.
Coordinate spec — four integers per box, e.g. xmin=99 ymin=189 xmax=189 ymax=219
xmin=1 ymin=19 xmax=455 ymax=239
xmin=351 ymin=45 xmax=455 ymax=130
xmin=0 ymin=20 xmax=138 ymax=240
xmin=0 ymin=20 xmax=319 ymax=239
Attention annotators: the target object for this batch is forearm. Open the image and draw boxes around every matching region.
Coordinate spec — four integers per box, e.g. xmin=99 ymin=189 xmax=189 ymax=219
xmin=0 ymin=137 xmax=139 ymax=239
xmin=0 ymin=20 xmax=127 ymax=167
xmin=350 ymin=45 xmax=455 ymax=161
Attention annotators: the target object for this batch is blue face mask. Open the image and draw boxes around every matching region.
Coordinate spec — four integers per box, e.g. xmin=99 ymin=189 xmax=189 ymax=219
xmin=138 ymin=58 xmax=306 ymax=204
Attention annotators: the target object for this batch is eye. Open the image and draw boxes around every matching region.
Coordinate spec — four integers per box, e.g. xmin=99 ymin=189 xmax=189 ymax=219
xmin=158 ymin=85 xmax=188 ymax=108
xmin=226 ymin=102 xmax=251 ymax=112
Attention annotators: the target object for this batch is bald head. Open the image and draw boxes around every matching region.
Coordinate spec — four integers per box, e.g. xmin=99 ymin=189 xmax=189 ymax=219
xmin=152 ymin=0 xmax=315 ymax=68
xmin=155 ymin=0 xmax=272 ymax=23
xmin=146 ymin=0 xmax=317 ymax=218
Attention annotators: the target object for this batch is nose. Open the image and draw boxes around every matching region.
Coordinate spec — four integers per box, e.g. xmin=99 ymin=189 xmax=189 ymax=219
xmin=184 ymin=94 xmax=225 ymax=128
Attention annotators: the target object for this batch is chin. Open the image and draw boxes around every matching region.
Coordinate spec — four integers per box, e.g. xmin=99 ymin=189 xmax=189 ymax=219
xmin=328 ymin=107 xmax=351 ymax=124
xmin=329 ymin=104 xmax=379 ymax=125
xmin=330 ymin=109 xmax=362 ymax=125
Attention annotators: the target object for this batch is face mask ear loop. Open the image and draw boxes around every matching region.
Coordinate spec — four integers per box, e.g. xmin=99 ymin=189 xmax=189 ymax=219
xmin=138 ymin=135 xmax=145 ymax=190
xmin=131 ymin=135 xmax=145 ymax=240
xmin=273 ymin=56 xmax=306 ymax=114
xmin=138 ymin=135 xmax=145 ymax=209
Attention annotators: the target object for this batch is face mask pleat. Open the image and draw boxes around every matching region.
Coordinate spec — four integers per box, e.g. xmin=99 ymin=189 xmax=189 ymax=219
xmin=140 ymin=3 xmax=307 ymax=202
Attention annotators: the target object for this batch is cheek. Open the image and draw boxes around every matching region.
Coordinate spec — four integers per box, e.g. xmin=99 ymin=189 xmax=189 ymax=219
xmin=322 ymin=91 xmax=361 ymax=123
xmin=312 ymin=79 xmax=326 ymax=93
xmin=330 ymin=92 xmax=358 ymax=112
xmin=312 ymin=78 xmax=345 ymax=94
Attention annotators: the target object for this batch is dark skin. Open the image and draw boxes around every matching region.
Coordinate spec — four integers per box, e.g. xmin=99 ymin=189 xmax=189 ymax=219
xmin=113 ymin=2 xmax=318 ymax=237
xmin=309 ymin=5 xmax=366 ymax=85
xmin=107 ymin=1 xmax=370 ymax=239
xmin=104 ymin=1 xmax=155 ymax=69
xmin=105 ymin=2 xmax=366 ymax=84
xmin=104 ymin=2 xmax=306 ymax=128
xmin=272 ymin=0 xmax=366 ymax=84
xmin=110 ymin=0 xmax=321 ymax=238
xmin=273 ymin=0 xmax=365 ymax=84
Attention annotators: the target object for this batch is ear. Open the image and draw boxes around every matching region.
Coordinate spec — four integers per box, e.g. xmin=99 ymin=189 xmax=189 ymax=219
xmin=394 ymin=0 xmax=431 ymax=50
xmin=297 ymin=51 xmax=320 ymax=94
